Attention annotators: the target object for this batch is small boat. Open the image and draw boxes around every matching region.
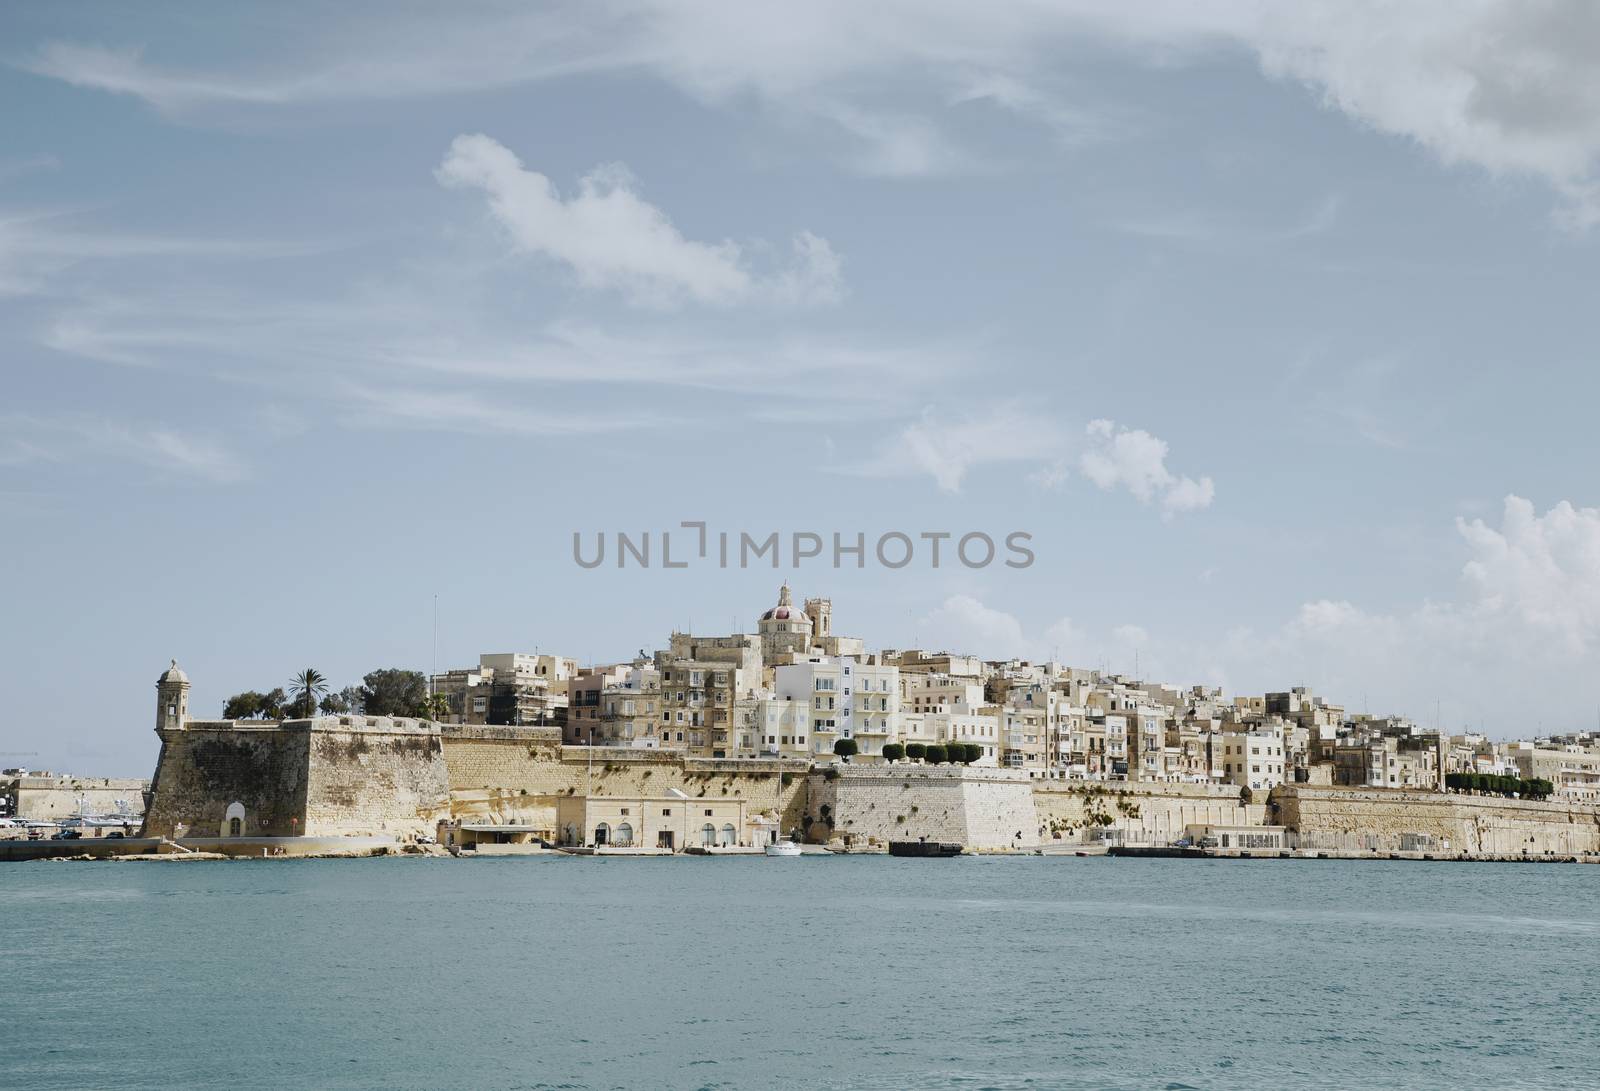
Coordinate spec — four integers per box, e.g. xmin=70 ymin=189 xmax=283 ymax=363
xmin=888 ymin=840 xmax=963 ymax=857
xmin=764 ymin=840 xmax=802 ymax=857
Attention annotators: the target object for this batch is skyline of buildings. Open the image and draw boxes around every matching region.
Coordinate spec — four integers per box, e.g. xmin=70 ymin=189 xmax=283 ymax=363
xmin=409 ymin=583 xmax=1600 ymax=803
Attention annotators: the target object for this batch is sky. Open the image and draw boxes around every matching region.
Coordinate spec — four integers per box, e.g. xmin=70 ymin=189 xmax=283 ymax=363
xmin=6 ymin=1 xmax=1600 ymax=775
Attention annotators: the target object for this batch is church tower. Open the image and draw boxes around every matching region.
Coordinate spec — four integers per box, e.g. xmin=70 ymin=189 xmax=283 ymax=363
xmin=157 ymin=659 xmax=190 ymax=733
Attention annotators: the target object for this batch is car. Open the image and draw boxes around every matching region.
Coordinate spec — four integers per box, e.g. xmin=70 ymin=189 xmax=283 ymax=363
xmin=50 ymin=829 xmax=83 ymax=841
xmin=105 ymin=831 xmax=126 ymax=839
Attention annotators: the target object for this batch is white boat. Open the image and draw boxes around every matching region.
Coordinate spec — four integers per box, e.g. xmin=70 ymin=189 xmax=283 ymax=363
xmin=764 ymin=839 xmax=801 ymax=857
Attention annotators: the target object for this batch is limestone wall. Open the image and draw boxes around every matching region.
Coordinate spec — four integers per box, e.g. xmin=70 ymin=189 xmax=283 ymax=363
xmin=440 ymin=733 xmax=808 ymax=836
xmin=142 ymin=723 xmax=311 ymax=838
xmin=806 ymin=766 xmax=1037 ymax=850
xmin=1273 ymin=785 xmax=1600 ymax=855
xmin=6 ymin=776 xmax=149 ymax=822
xmin=1033 ymin=780 xmax=1261 ymax=846
xmin=144 ymin=717 xmax=452 ymax=840
xmin=302 ymin=724 xmax=450 ymax=837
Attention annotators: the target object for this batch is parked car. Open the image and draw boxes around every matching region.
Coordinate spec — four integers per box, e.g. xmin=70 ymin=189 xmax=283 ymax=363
xmin=105 ymin=831 xmax=126 ymax=839
xmin=50 ymin=829 xmax=83 ymax=841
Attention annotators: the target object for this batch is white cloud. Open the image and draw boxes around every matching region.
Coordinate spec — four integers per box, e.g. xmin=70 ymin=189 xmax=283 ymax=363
xmin=435 ymin=133 xmax=841 ymax=308
xmin=0 ymin=414 xmax=244 ymax=482
xmin=27 ymin=3 xmax=1600 ymax=216
xmin=858 ymin=404 xmax=1066 ymax=493
xmin=1456 ymin=495 xmax=1600 ymax=654
xmin=1079 ymin=418 xmax=1214 ymax=516
xmin=919 ymin=595 xmax=1081 ymax=662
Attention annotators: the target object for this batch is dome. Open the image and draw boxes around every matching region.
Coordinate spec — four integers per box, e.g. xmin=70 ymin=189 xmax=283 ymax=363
xmin=759 ymin=583 xmax=812 ymax=625
xmin=158 ymin=659 xmax=189 ymax=684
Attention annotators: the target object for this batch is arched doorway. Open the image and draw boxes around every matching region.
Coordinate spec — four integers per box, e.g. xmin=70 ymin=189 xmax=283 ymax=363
xmin=615 ymin=822 xmax=634 ymax=847
xmin=720 ymin=823 xmax=737 ymax=846
xmin=562 ymin=823 xmax=578 ymax=846
xmin=701 ymin=823 xmax=716 ymax=847
xmin=594 ymin=822 xmax=610 ymax=846
xmin=222 ymin=801 xmax=246 ymax=838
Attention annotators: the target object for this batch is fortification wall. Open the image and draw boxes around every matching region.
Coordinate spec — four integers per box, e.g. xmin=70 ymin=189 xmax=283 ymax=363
xmin=806 ymin=766 xmax=1037 ymax=850
xmin=142 ymin=723 xmax=311 ymax=838
xmin=8 ymin=777 xmax=149 ymax=822
xmin=1032 ymin=779 xmax=1261 ymax=846
xmin=1273 ymin=785 xmax=1600 ymax=855
xmin=440 ymin=732 xmax=808 ymax=835
xmin=303 ymin=724 xmax=450 ymax=837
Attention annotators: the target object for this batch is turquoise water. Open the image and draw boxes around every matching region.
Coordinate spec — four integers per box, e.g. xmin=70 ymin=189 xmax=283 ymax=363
xmin=2 ymin=856 xmax=1597 ymax=1090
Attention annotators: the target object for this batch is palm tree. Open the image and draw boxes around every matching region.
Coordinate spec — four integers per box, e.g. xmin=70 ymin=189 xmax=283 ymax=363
xmin=288 ymin=668 xmax=329 ymax=719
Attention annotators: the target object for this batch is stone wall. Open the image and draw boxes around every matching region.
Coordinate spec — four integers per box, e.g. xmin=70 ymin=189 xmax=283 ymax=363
xmin=1272 ymin=785 xmax=1600 ymax=855
xmin=143 ymin=716 xmax=451 ymax=840
xmin=1033 ymin=779 xmax=1262 ymax=846
xmin=440 ymin=732 xmax=808 ymax=836
xmin=4 ymin=776 xmax=149 ymax=822
xmin=302 ymin=723 xmax=450 ymax=837
xmin=142 ymin=722 xmax=311 ymax=838
xmin=806 ymin=766 xmax=1038 ymax=850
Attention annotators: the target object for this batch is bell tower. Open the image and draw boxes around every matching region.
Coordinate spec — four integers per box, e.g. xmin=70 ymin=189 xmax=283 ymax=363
xmin=157 ymin=659 xmax=190 ymax=733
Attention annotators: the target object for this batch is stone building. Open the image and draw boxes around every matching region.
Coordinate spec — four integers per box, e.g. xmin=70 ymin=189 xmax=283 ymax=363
xmin=432 ymin=652 xmax=574 ymax=727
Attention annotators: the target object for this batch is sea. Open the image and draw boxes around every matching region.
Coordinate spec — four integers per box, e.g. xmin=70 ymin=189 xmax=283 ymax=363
xmin=2 ymin=855 xmax=1596 ymax=1090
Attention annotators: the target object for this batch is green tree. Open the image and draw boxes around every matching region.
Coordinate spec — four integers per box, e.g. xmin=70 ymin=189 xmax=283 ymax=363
xmin=924 ymin=744 xmax=948 ymax=764
xmin=258 ymin=687 xmax=286 ymax=720
xmin=288 ymin=668 xmax=329 ymax=719
xmin=962 ymin=743 xmax=983 ymax=764
xmin=222 ymin=691 xmax=263 ymax=720
xmin=882 ymin=743 xmax=905 ymax=763
xmin=425 ymin=692 xmax=450 ymax=721
xmin=360 ymin=669 xmax=428 ymax=716
xmin=833 ymin=738 xmax=859 ymax=759
xmin=905 ymin=743 xmax=926 ymax=760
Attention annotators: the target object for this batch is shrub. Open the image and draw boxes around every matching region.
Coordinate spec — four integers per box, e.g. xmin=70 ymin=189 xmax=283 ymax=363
xmin=924 ymin=744 xmax=948 ymax=764
xmin=834 ymin=738 xmax=859 ymax=759
xmin=962 ymin=743 xmax=983 ymax=764
xmin=882 ymin=743 xmax=905 ymax=763
xmin=905 ymin=743 xmax=926 ymax=760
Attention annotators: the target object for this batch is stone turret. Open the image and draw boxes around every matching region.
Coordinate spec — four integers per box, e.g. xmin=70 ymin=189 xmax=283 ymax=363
xmin=157 ymin=659 xmax=190 ymax=733
xmin=804 ymin=596 xmax=832 ymax=639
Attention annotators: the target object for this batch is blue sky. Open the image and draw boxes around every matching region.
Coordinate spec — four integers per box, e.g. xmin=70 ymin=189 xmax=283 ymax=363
xmin=6 ymin=2 xmax=1600 ymax=774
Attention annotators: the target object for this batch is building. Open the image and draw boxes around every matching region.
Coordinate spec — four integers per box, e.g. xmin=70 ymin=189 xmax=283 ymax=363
xmin=555 ymin=794 xmax=752 ymax=851
xmin=774 ymin=654 xmax=900 ymax=760
xmin=432 ymin=652 xmax=575 ymax=727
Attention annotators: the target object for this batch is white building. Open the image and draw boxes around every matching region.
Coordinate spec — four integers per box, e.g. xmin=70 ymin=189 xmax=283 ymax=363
xmin=774 ymin=655 xmax=900 ymax=760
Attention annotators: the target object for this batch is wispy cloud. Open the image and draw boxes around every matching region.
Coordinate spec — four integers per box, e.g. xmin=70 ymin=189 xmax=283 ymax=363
xmin=0 ymin=413 xmax=245 ymax=482
xmin=25 ymin=4 xmax=1600 ymax=217
xmin=0 ymin=209 xmax=332 ymax=297
xmin=853 ymin=404 xmax=1067 ymax=493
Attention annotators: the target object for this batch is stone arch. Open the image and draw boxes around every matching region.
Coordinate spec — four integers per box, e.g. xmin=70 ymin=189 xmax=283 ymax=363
xmin=593 ymin=822 xmax=610 ymax=846
xmin=222 ymin=801 xmax=246 ymax=838
xmin=720 ymin=823 xmax=736 ymax=847
xmin=615 ymin=822 xmax=634 ymax=847
xmin=701 ymin=822 xmax=717 ymax=847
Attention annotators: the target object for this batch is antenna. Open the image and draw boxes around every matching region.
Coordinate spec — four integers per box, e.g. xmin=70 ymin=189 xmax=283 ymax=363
xmin=430 ymin=594 xmax=438 ymax=695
